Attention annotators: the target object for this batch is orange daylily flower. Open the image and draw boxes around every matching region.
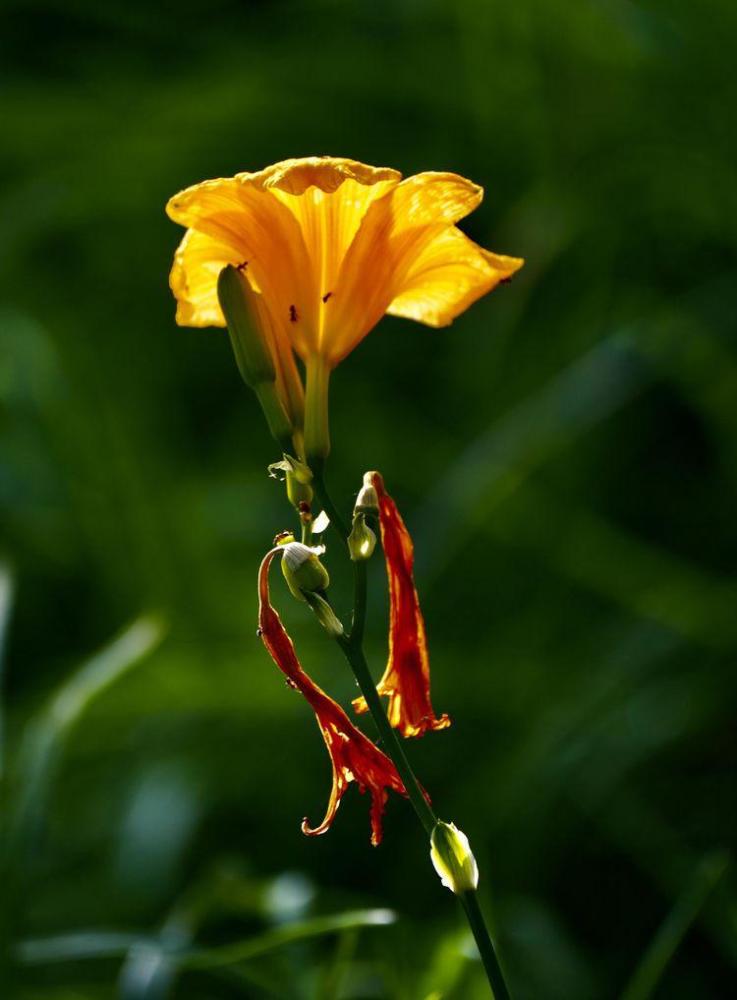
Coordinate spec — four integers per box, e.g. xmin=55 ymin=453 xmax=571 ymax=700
xmin=353 ymin=473 xmax=451 ymax=739
xmin=258 ymin=547 xmax=409 ymax=845
xmin=166 ymin=156 xmax=523 ymax=370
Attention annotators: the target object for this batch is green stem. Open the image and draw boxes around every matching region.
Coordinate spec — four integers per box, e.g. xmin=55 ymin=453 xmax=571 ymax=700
xmin=304 ymin=355 xmax=331 ymax=464
xmin=460 ymin=891 xmax=511 ymax=1000
xmin=337 ymin=615 xmax=437 ymax=836
xmin=312 ymin=471 xmax=512 ymax=999
xmin=312 ymin=466 xmax=350 ymax=544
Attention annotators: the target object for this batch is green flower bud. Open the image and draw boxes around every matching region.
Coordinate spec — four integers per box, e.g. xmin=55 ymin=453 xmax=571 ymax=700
xmin=279 ymin=541 xmax=329 ymax=601
xmin=286 ymin=470 xmax=314 ymax=509
xmin=268 ymin=455 xmax=314 ymax=510
xmin=218 ymin=265 xmax=275 ymax=386
xmin=348 ymin=512 xmax=377 ymax=561
xmin=430 ymin=821 xmax=479 ymax=895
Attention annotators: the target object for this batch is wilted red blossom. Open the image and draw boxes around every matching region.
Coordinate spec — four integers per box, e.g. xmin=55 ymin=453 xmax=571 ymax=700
xmin=353 ymin=472 xmax=450 ymax=736
xmin=353 ymin=473 xmax=451 ymax=739
xmin=258 ymin=548 xmax=408 ymax=845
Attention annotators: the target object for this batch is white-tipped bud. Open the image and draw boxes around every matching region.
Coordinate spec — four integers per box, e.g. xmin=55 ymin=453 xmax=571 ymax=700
xmin=279 ymin=541 xmax=329 ymax=600
xmin=430 ymin=821 xmax=479 ymax=895
xmin=354 ymin=472 xmax=380 ymax=517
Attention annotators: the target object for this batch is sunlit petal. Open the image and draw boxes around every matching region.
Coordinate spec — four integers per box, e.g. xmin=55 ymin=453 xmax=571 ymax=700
xmin=388 ymin=227 xmax=524 ymax=327
xmin=167 ymin=157 xmax=523 ymax=367
xmin=169 ymin=228 xmax=236 ymax=327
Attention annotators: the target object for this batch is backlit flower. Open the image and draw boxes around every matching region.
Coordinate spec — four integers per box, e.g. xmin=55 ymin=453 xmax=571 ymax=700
xmin=353 ymin=473 xmax=451 ymax=739
xmin=167 ymin=157 xmax=524 ymax=459
xmin=258 ymin=547 xmax=408 ymax=845
xmin=166 ymin=156 xmax=523 ymax=367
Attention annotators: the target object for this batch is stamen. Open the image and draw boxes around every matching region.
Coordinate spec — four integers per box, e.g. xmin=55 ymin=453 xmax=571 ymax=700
xmin=237 ymin=260 xmax=249 ymax=272
xmin=289 ymin=304 xmax=299 ymax=322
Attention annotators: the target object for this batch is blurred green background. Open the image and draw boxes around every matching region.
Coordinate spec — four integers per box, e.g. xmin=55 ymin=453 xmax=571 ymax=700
xmin=1 ymin=0 xmax=736 ymax=997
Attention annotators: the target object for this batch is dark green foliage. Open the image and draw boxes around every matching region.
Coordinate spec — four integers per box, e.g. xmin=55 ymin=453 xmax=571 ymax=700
xmin=1 ymin=1 xmax=735 ymax=996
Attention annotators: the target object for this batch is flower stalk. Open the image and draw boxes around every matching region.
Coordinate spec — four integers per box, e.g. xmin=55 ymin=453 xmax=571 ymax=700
xmin=312 ymin=469 xmax=511 ymax=999
xmin=304 ymin=355 xmax=332 ymax=464
xmin=167 ymin=155 xmax=523 ymax=999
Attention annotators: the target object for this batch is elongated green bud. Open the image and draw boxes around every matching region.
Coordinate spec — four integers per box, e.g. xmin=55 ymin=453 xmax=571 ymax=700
xmin=217 ymin=265 xmax=293 ymax=450
xmin=218 ymin=265 xmax=275 ymax=387
xmin=430 ymin=821 xmax=479 ymax=895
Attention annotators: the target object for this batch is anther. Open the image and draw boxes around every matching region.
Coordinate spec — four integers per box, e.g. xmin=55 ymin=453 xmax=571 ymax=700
xmin=289 ymin=304 xmax=298 ymax=322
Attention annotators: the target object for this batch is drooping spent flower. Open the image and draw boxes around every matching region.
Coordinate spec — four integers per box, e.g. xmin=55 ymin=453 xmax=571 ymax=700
xmin=353 ymin=473 xmax=450 ymax=738
xmin=166 ymin=156 xmax=524 ymax=460
xmin=258 ymin=548 xmax=409 ymax=844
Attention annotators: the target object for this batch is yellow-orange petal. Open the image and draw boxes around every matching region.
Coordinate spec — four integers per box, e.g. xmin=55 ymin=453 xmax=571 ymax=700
xmin=246 ymin=155 xmax=401 ymax=195
xmin=257 ymin=159 xmax=401 ymax=352
xmin=324 ymin=172 xmax=489 ymax=363
xmin=387 ymin=227 xmax=524 ymax=327
xmin=166 ymin=176 xmax=318 ymax=348
xmin=169 ymin=228 xmax=235 ymax=327
xmin=385 ymin=171 xmax=484 ymax=227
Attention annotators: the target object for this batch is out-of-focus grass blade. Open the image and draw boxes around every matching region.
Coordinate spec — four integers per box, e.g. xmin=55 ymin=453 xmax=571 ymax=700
xmin=419 ymin=926 xmax=474 ymax=998
xmin=118 ymin=941 xmax=178 ymax=1000
xmin=18 ymin=931 xmax=153 ymax=964
xmin=10 ymin=615 xmax=166 ymax=848
xmin=318 ymin=928 xmax=359 ymax=1000
xmin=620 ymin=851 xmax=730 ymax=1000
xmin=589 ymin=793 xmax=737 ymax=971
xmin=486 ymin=486 xmax=737 ymax=648
xmin=0 ymin=562 xmax=14 ymax=778
xmin=41 ymin=615 xmax=166 ymax=738
xmin=182 ymin=908 xmax=396 ymax=970
xmin=415 ymin=333 xmax=648 ymax=579
xmin=17 ymin=909 xmax=396 ymax=998
xmin=117 ymin=867 xmax=316 ymax=999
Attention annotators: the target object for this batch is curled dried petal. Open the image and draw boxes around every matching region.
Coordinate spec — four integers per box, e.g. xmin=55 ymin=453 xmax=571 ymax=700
xmin=353 ymin=474 xmax=451 ymax=739
xmin=258 ymin=548 xmax=407 ymax=844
